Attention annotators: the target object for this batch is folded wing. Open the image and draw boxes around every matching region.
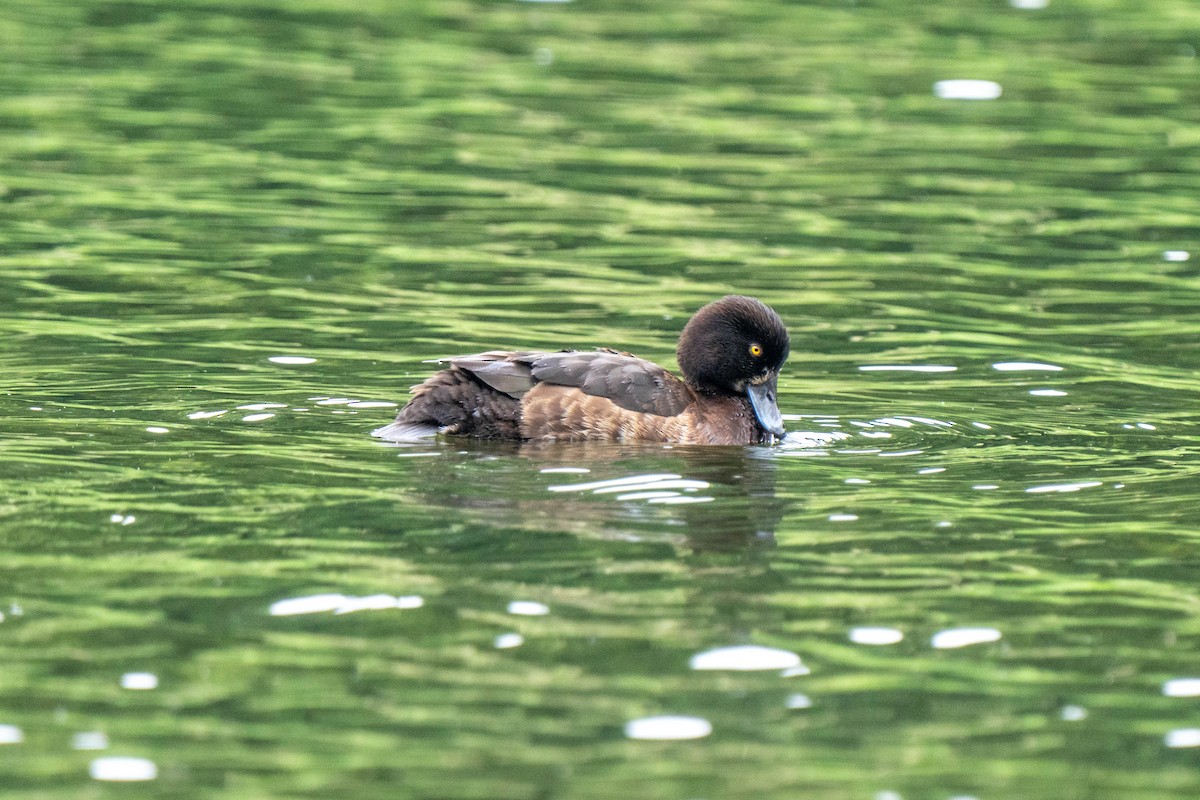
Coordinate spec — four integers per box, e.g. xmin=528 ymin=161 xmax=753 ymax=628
xmin=444 ymin=349 xmax=693 ymax=417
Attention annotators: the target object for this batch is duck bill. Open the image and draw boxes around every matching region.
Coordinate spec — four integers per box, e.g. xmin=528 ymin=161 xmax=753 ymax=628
xmin=746 ymin=375 xmax=785 ymax=439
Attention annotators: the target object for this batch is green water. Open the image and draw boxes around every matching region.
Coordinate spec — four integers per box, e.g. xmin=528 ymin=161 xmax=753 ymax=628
xmin=3 ymin=0 xmax=1200 ymax=797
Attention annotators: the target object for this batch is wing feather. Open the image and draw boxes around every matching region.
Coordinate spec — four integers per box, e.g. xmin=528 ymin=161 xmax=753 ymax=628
xmin=441 ymin=351 xmax=539 ymax=397
xmin=528 ymin=351 xmax=693 ymax=417
xmin=439 ymin=349 xmax=693 ymax=416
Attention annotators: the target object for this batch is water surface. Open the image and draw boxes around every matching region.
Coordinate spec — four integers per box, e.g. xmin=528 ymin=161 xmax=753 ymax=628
xmin=2 ymin=0 xmax=1200 ymax=797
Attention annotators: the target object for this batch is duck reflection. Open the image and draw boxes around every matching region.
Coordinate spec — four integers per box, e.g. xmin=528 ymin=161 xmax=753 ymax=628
xmin=384 ymin=440 xmax=790 ymax=551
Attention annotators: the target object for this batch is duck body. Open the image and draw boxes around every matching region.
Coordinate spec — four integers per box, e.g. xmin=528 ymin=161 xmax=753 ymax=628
xmin=373 ymin=296 xmax=790 ymax=446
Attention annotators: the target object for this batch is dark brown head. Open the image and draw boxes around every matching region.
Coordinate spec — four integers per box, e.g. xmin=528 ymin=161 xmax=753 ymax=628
xmin=677 ymin=295 xmax=790 ymax=438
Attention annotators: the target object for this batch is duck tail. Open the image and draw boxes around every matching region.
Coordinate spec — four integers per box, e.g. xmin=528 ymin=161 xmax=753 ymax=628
xmin=371 ymin=420 xmax=438 ymax=442
xmin=373 ymin=366 xmax=523 ymax=441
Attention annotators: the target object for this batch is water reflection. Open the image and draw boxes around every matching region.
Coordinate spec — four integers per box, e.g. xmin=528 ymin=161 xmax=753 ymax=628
xmin=849 ymin=627 xmax=905 ymax=646
xmin=119 ymin=671 xmax=158 ymax=690
xmin=933 ymin=79 xmax=1003 ymax=100
xmin=1162 ymin=678 xmax=1200 ymax=697
xmin=507 ymin=600 xmax=550 ymax=616
xmin=72 ymin=732 xmax=109 ymax=751
xmin=377 ymin=440 xmax=791 ymax=549
xmin=1060 ymin=705 xmax=1088 ymax=722
xmin=548 ymin=473 xmax=713 ymax=503
xmin=624 ymin=715 xmax=712 ymax=741
xmin=269 ymin=593 xmax=425 ymax=616
xmin=1165 ymin=729 xmax=1200 ymax=748
xmin=268 ymin=356 xmax=317 ymax=365
xmin=931 ymin=628 xmax=1003 ymax=649
xmin=785 ymin=693 xmax=812 ymax=709
xmin=859 ymin=365 xmax=958 ymax=373
xmin=369 ymin=407 xmax=1005 ymax=554
xmin=88 ymin=756 xmax=158 ymax=782
xmin=1025 ymin=480 xmax=1103 ymax=494
xmin=689 ymin=645 xmax=803 ymax=671
xmin=992 ymin=362 xmax=1063 ymax=372
xmin=494 ymin=632 xmax=525 ymax=649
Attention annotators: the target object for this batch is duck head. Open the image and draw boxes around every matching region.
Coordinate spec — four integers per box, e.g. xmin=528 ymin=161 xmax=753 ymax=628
xmin=677 ymin=295 xmax=790 ymax=440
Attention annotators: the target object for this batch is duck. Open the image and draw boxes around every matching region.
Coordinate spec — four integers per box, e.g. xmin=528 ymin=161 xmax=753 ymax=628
xmin=372 ymin=295 xmax=790 ymax=445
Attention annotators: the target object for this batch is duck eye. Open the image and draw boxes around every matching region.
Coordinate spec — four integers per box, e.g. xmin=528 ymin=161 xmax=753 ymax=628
xmin=749 ymin=343 xmax=763 ymax=358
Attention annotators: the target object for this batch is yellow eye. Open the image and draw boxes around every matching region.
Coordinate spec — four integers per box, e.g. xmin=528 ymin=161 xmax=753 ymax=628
xmin=749 ymin=343 xmax=763 ymax=357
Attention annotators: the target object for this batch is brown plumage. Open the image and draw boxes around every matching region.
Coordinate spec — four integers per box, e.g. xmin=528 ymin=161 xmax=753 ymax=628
xmin=373 ymin=295 xmax=790 ymax=445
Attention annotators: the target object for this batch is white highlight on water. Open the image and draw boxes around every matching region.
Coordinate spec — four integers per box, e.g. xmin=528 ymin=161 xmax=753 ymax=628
xmin=548 ymin=472 xmax=713 ymax=504
xmin=934 ymin=79 xmax=1003 ymax=100
xmin=689 ymin=645 xmax=802 ymax=671
xmin=931 ymin=627 xmax=1002 ymax=649
xmin=615 ymin=491 xmax=680 ymax=501
xmin=89 ymin=756 xmax=158 ymax=781
xmin=494 ymin=632 xmax=525 ymax=649
xmin=624 ymin=715 xmax=712 ymax=740
xmin=1165 ymin=728 xmax=1200 ymax=748
xmin=592 ymin=479 xmax=709 ymax=494
xmin=859 ymin=364 xmax=957 ymax=373
xmin=1026 ymin=481 xmax=1102 ymax=494
xmin=547 ymin=473 xmax=682 ymax=492
xmin=849 ymin=627 xmax=904 ymax=645
xmin=1060 ymin=705 xmax=1088 ymax=722
xmin=268 ymin=356 xmax=317 ymax=364
xmin=1163 ymin=678 xmax=1200 ymax=697
xmin=785 ymin=693 xmax=813 ymax=709
xmin=120 ymin=672 xmax=158 ymax=690
xmin=507 ymin=600 xmax=550 ymax=616
xmin=993 ymin=361 xmax=1063 ymax=371
xmin=333 ymin=594 xmax=425 ymax=614
xmin=269 ymin=593 xmax=424 ymax=616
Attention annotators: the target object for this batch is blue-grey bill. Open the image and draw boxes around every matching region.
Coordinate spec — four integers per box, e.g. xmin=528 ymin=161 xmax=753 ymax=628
xmin=746 ymin=377 xmax=784 ymax=438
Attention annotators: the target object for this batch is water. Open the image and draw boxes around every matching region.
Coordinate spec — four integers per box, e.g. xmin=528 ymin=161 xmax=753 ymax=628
xmin=2 ymin=0 xmax=1200 ymax=797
